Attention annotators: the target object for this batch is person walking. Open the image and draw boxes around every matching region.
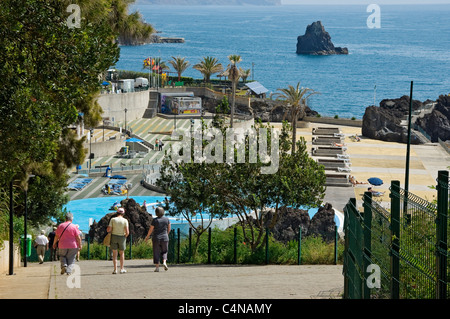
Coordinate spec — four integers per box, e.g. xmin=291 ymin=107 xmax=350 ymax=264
xmin=145 ymin=206 xmax=170 ymax=272
xmin=34 ymin=230 xmax=49 ymax=264
xmin=53 ymin=212 xmax=82 ymax=275
xmin=107 ymin=207 xmax=129 ymax=274
xmin=47 ymin=227 xmax=57 ymax=261
xmin=155 ymin=139 xmax=159 ymax=151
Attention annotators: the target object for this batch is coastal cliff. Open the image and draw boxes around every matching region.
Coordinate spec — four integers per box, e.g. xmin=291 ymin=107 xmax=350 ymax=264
xmin=296 ymin=21 xmax=348 ymax=55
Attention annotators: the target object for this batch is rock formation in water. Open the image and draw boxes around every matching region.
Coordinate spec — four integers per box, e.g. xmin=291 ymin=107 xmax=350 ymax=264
xmin=296 ymin=21 xmax=348 ymax=55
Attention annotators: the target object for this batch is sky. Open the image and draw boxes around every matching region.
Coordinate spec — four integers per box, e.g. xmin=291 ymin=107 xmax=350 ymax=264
xmin=282 ymin=0 xmax=450 ymax=4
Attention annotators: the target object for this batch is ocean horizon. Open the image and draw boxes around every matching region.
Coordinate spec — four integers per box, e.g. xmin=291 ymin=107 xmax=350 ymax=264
xmin=115 ymin=4 xmax=450 ymax=119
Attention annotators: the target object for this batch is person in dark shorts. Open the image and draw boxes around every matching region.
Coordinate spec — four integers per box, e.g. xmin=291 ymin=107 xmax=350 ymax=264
xmin=145 ymin=206 xmax=171 ymax=272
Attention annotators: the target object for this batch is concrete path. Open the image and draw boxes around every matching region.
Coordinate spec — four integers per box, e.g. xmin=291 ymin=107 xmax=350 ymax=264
xmin=0 ymin=260 xmax=343 ymax=300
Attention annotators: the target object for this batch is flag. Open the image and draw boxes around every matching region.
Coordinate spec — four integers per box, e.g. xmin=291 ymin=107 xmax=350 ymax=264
xmin=144 ymin=57 xmax=151 ymax=67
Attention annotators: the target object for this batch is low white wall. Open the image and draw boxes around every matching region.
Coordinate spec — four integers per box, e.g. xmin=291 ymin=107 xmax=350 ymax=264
xmin=0 ymin=241 xmax=21 ymax=275
xmin=97 ymin=90 xmax=150 ymax=123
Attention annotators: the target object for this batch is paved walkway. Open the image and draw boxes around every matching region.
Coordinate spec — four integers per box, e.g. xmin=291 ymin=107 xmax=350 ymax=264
xmin=0 ymin=260 xmax=344 ymax=299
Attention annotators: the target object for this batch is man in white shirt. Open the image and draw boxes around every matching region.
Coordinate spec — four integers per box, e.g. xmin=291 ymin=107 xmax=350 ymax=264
xmin=34 ymin=230 xmax=49 ymax=264
xmin=107 ymin=208 xmax=129 ymax=274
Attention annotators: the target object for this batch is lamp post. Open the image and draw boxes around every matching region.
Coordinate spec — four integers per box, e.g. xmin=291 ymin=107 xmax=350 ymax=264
xmin=9 ymin=181 xmax=14 ymax=275
xmin=404 ymin=81 xmax=413 ymax=213
xmin=124 ymin=108 xmax=128 ymax=134
xmin=23 ymin=174 xmax=35 ymax=268
xmin=89 ymin=128 xmax=94 ymax=170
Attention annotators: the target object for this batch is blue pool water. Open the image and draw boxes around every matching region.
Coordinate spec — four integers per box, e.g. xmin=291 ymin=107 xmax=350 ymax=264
xmin=63 ymin=196 xmax=340 ymax=234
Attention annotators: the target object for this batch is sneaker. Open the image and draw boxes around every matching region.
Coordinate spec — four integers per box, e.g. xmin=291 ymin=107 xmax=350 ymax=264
xmin=154 ymin=268 xmax=159 ymax=272
xmin=163 ymin=263 xmax=168 ymax=271
xmin=61 ymin=266 xmax=66 ymax=275
xmin=120 ymin=269 xmax=127 ymax=274
xmin=112 ymin=269 xmax=117 ymax=274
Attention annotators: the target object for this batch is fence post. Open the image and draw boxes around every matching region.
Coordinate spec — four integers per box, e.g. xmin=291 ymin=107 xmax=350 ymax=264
xmin=234 ymin=227 xmax=237 ymax=264
xmin=265 ymin=228 xmax=269 ymax=265
xmin=85 ymin=235 xmax=90 ymax=260
xmin=436 ymin=170 xmax=448 ymax=299
xmin=363 ymin=191 xmax=373 ymax=299
xmin=334 ymin=225 xmax=338 ymax=266
xmin=177 ymin=228 xmax=180 ymax=264
xmin=188 ymin=227 xmax=192 ymax=262
xmin=208 ymin=227 xmax=211 ymax=264
xmin=390 ymin=180 xmax=401 ymax=299
xmin=128 ymin=234 xmax=132 ymax=260
xmin=298 ymin=226 xmax=302 ymax=265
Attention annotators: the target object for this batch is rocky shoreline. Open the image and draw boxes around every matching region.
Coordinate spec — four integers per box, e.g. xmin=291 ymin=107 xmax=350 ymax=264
xmin=362 ymin=94 xmax=450 ymax=144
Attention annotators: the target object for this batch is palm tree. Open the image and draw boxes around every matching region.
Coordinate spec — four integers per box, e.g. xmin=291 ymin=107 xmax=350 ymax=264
xmin=274 ymin=82 xmax=318 ymax=153
xmin=169 ymin=56 xmax=190 ymax=82
xmin=193 ymin=56 xmax=223 ymax=83
xmin=239 ymin=68 xmax=251 ymax=83
xmin=227 ymin=54 xmax=242 ymax=128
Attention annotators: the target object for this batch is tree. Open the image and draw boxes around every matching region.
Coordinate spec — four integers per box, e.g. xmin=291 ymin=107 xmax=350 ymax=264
xmin=239 ymin=68 xmax=251 ymax=83
xmin=227 ymin=54 xmax=242 ymax=128
xmin=156 ymin=115 xmax=326 ymax=252
xmin=273 ymin=82 xmax=318 ymax=153
xmin=110 ymin=0 xmax=155 ymax=45
xmin=193 ymin=56 xmax=223 ymax=83
xmin=169 ymin=56 xmax=191 ymax=82
xmin=0 ymin=0 xmax=119 ymax=228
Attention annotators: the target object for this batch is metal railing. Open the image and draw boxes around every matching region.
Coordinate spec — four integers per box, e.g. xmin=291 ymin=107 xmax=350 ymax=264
xmin=343 ymin=170 xmax=449 ymax=299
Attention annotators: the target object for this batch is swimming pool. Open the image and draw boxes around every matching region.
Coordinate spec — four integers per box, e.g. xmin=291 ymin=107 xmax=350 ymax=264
xmin=64 ymin=196 xmax=341 ymax=234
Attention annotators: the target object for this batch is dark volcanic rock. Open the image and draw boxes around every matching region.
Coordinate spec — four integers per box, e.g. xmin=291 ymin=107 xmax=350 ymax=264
xmin=416 ymin=95 xmax=450 ymax=143
xmin=296 ymin=21 xmax=348 ymax=55
xmin=88 ymin=198 xmax=153 ymax=243
xmin=264 ymin=203 xmax=336 ymax=243
xmin=362 ymin=95 xmax=423 ymax=144
xmin=308 ymin=203 xmax=336 ymax=242
xmin=201 ymin=95 xmax=318 ymax=123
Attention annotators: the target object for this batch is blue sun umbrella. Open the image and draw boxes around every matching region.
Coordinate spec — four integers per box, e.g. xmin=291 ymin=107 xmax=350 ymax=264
xmin=368 ymin=177 xmax=383 ymax=186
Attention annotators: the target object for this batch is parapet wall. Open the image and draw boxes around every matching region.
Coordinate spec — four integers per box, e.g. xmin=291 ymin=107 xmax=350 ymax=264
xmin=97 ymin=90 xmax=150 ymax=123
xmin=0 ymin=241 xmax=21 ymax=275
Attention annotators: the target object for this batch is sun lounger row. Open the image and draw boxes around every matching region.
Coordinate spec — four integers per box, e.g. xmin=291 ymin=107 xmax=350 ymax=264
xmin=312 ymin=127 xmax=341 ymax=136
xmin=67 ymin=178 xmax=93 ymax=191
xmin=312 ymin=136 xmax=344 ymax=145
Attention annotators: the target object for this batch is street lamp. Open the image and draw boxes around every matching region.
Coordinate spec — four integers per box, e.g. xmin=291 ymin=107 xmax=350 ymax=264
xmin=23 ymin=174 xmax=35 ymax=268
xmin=9 ymin=181 xmax=14 ymax=275
xmin=124 ymin=108 xmax=128 ymax=134
xmin=89 ymin=128 xmax=94 ymax=170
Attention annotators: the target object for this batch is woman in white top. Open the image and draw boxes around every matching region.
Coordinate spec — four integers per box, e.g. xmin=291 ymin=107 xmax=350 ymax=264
xmin=107 ymin=208 xmax=129 ymax=274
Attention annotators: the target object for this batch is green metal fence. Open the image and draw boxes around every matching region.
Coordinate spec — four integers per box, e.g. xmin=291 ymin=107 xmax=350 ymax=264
xmin=343 ymin=170 xmax=449 ymax=299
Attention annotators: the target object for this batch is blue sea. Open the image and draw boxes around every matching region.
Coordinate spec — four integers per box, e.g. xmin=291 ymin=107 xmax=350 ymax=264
xmin=115 ymin=4 xmax=450 ymax=119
